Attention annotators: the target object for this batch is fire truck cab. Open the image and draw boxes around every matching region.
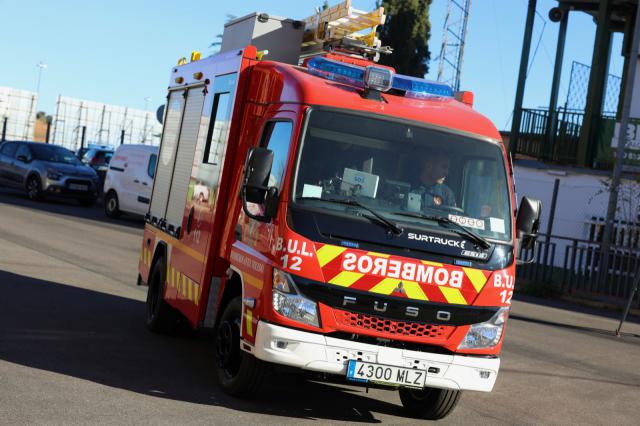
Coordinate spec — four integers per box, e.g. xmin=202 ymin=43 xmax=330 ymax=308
xmin=139 ymin=2 xmax=542 ymax=420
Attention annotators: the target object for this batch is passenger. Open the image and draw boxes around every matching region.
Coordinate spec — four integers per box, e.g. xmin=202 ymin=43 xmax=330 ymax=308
xmin=415 ymin=148 xmax=456 ymax=208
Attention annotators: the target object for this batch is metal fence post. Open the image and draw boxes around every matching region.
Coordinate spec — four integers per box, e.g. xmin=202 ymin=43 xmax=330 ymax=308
xmin=1 ymin=117 xmax=7 ymax=141
xmin=80 ymin=125 xmax=86 ymax=151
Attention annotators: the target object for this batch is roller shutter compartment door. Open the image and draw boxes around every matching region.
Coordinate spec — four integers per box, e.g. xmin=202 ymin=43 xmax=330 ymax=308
xmin=150 ymin=89 xmax=185 ymax=219
xmin=165 ymin=86 xmax=206 ymax=229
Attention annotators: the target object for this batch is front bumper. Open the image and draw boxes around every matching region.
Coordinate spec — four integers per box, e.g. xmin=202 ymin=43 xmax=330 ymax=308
xmin=44 ymin=177 xmax=98 ymax=199
xmin=251 ymin=321 xmax=499 ymax=392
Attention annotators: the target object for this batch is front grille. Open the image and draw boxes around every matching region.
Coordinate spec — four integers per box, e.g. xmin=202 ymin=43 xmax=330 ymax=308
xmin=66 ymin=179 xmax=92 ymax=188
xmin=333 ymin=309 xmax=454 ymax=341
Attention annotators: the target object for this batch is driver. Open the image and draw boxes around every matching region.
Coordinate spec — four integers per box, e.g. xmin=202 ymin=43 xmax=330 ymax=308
xmin=415 ymin=148 xmax=456 ymax=208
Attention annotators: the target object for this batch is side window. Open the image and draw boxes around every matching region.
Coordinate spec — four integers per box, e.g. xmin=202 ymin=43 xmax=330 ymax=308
xmin=203 ymin=92 xmax=231 ymax=165
xmin=15 ymin=144 xmax=32 ymax=161
xmin=0 ymin=143 xmax=17 ymax=157
xmin=261 ymin=121 xmax=293 ymax=191
xmin=148 ymin=154 xmax=157 ymax=178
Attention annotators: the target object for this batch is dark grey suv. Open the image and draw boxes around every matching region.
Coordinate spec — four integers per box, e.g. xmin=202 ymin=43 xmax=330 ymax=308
xmin=0 ymin=141 xmax=100 ymax=205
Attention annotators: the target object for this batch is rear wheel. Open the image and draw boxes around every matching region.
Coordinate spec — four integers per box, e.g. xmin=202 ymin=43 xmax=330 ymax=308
xmin=214 ymin=297 xmax=267 ymax=396
xmin=398 ymin=387 xmax=461 ymax=420
xmin=146 ymin=259 xmax=174 ymax=333
xmin=26 ymin=175 xmax=42 ymax=201
xmin=104 ymin=190 xmax=121 ymax=218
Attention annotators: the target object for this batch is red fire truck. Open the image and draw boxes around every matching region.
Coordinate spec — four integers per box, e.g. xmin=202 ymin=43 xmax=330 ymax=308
xmin=138 ymin=2 xmax=541 ymax=420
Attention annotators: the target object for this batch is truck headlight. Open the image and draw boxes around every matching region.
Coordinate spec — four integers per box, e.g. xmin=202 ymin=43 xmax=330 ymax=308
xmin=272 ymin=269 xmax=319 ymax=327
xmin=458 ymin=307 xmax=509 ymax=349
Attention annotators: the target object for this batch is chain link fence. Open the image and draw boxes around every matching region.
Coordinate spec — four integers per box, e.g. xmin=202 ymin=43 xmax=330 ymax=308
xmin=564 ymin=61 xmax=621 ymax=114
xmin=515 ymin=168 xmax=640 ymax=308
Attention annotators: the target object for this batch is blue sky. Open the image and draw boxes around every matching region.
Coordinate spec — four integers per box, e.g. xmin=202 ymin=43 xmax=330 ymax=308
xmin=0 ymin=0 xmax=624 ymax=130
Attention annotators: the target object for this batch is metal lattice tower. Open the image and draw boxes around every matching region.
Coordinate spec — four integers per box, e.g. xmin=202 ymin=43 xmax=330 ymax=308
xmin=437 ymin=0 xmax=472 ymax=92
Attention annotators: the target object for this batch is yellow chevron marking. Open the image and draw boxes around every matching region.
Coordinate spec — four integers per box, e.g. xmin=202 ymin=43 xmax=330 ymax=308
xmin=370 ymin=278 xmax=401 ymax=295
xmin=188 ymin=279 xmax=193 ymax=301
xmin=440 ymin=287 xmax=467 ymax=305
xmin=243 ymin=273 xmax=263 ymax=290
xmin=463 ymin=268 xmax=488 ymax=292
xmin=316 ymin=245 xmax=347 ymax=267
xmin=329 ymin=271 xmax=363 ymax=287
xmin=181 ymin=275 xmax=187 ymax=297
xmin=402 ymin=281 xmax=429 ymax=301
xmin=421 ymin=260 xmax=443 ymax=267
xmin=194 ymin=284 xmax=200 ymax=305
xmin=246 ymin=309 xmax=253 ymax=337
xmin=367 ymin=251 xmax=390 ymax=258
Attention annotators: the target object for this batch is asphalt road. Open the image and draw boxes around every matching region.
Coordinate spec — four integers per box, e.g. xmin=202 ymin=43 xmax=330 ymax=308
xmin=1 ymin=187 xmax=639 ymax=425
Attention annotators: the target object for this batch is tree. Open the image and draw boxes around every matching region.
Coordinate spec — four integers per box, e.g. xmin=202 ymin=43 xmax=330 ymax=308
xmin=376 ymin=0 xmax=432 ymax=77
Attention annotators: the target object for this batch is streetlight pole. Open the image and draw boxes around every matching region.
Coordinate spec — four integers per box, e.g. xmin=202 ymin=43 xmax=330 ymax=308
xmin=35 ymin=61 xmax=48 ymax=118
xmin=143 ymin=97 xmax=151 ymax=144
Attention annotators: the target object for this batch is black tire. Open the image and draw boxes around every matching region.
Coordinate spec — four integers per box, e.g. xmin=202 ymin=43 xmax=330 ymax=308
xmin=214 ymin=297 xmax=267 ymax=396
xmin=104 ymin=190 xmax=121 ymax=218
xmin=399 ymin=387 xmax=461 ymax=420
xmin=146 ymin=259 xmax=174 ymax=333
xmin=26 ymin=175 xmax=43 ymax=201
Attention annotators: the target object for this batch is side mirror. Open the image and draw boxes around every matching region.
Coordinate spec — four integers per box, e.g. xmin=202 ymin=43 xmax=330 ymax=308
xmin=243 ymin=147 xmax=273 ymax=203
xmin=17 ymin=155 xmax=29 ymax=163
xmin=241 ymin=147 xmax=277 ymax=222
xmin=516 ymin=196 xmax=542 ymax=251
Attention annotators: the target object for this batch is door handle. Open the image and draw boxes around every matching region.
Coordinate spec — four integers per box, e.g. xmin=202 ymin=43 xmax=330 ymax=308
xmin=142 ymin=182 xmax=148 ymax=186
xmin=134 ymin=179 xmax=140 ymax=183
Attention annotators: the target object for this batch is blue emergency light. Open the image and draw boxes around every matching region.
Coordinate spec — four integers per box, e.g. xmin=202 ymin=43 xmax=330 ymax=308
xmin=306 ymin=56 xmax=454 ymax=98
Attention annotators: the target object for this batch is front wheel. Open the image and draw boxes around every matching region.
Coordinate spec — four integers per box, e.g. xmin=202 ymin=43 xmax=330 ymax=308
xmin=214 ymin=297 xmax=267 ymax=396
xmin=398 ymin=387 xmax=461 ymax=420
xmin=104 ymin=191 xmax=121 ymax=218
xmin=26 ymin=175 xmax=43 ymax=201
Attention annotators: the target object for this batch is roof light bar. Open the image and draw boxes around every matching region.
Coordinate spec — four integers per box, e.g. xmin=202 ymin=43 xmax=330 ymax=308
xmin=391 ymin=74 xmax=454 ymax=98
xmin=307 ymin=56 xmax=365 ymax=88
xmin=306 ymin=56 xmax=454 ymax=98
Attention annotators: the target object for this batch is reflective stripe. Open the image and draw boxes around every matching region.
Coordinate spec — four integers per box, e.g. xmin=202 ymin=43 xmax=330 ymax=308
xmin=316 ymin=245 xmax=346 ymax=267
xmin=329 ymin=271 xmax=364 ymax=287
xmin=439 ymin=287 xmax=467 ymax=305
xmin=463 ymin=268 xmax=488 ymax=292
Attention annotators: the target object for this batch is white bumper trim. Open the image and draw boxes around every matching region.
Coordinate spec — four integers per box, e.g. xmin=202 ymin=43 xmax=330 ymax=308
xmin=252 ymin=321 xmax=499 ymax=392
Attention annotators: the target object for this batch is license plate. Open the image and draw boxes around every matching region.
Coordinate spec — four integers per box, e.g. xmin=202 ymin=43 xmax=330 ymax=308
xmin=69 ymin=184 xmax=88 ymax=191
xmin=347 ymin=360 xmax=426 ymax=388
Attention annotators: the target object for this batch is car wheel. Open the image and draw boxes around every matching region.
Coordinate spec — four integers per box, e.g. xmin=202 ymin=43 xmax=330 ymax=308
xmin=104 ymin=191 xmax=121 ymax=218
xmin=215 ymin=297 xmax=268 ymax=396
xmin=398 ymin=387 xmax=461 ymax=420
xmin=26 ymin=175 xmax=43 ymax=201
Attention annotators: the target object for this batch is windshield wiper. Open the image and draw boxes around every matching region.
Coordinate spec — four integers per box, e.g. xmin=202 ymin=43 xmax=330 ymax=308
xmin=298 ymin=197 xmax=404 ymax=236
xmin=393 ymin=211 xmax=491 ymax=250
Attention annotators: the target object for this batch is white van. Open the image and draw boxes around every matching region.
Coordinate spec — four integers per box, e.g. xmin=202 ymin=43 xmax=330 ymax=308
xmin=103 ymin=144 xmax=159 ymax=218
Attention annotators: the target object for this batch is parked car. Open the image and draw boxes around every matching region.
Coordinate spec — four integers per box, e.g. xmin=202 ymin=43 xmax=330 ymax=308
xmin=75 ymin=146 xmax=90 ymax=160
xmin=0 ymin=141 xmax=99 ymax=205
xmin=103 ymin=144 xmax=158 ymax=218
xmin=81 ymin=145 xmax=114 ymax=194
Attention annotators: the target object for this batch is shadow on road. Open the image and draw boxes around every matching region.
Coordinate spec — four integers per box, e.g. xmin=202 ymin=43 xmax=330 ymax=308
xmin=0 ymin=187 xmax=143 ymax=230
xmin=0 ymin=271 xmax=404 ymax=422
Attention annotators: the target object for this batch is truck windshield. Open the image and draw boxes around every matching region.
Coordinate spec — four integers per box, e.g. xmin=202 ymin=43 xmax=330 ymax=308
xmin=293 ymin=109 xmax=512 ymax=242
